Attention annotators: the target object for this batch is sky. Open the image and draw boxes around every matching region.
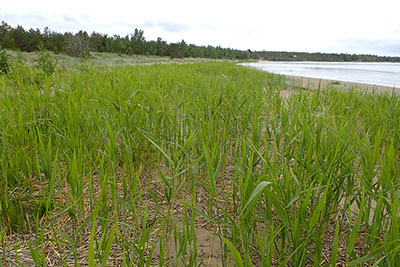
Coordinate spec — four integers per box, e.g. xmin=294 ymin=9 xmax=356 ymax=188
xmin=1 ymin=0 xmax=400 ymax=56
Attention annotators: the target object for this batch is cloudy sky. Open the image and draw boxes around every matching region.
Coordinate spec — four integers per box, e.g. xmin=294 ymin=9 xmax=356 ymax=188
xmin=1 ymin=0 xmax=400 ymax=56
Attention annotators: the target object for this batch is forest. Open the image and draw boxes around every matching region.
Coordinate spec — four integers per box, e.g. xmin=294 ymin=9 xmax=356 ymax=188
xmin=1 ymin=21 xmax=400 ymax=62
xmin=0 ymin=21 xmax=250 ymax=60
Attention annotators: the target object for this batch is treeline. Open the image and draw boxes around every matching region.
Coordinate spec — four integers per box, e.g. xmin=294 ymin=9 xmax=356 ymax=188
xmin=250 ymin=51 xmax=400 ymax=62
xmin=2 ymin=21 xmax=400 ymax=62
xmin=0 ymin=21 xmax=250 ymax=60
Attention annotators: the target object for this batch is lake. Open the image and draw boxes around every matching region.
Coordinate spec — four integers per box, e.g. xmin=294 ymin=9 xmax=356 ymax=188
xmin=241 ymin=61 xmax=400 ymax=88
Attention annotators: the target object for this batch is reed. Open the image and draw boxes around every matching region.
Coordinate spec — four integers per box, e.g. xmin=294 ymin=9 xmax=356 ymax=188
xmin=0 ymin=59 xmax=399 ymax=266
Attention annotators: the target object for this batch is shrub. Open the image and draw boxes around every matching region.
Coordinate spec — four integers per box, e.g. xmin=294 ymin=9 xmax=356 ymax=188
xmin=0 ymin=46 xmax=10 ymax=74
xmin=14 ymin=50 xmax=27 ymax=66
xmin=35 ymin=42 xmax=57 ymax=76
xmin=77 ymin=54 xmax=93 ymax=72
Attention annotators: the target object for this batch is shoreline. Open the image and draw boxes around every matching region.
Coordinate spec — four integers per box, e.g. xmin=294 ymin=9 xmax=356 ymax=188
xmin=284 ymin=75 xmax=399 ymax=95
xmin=241 ymin=62 xmax=399 ymax=95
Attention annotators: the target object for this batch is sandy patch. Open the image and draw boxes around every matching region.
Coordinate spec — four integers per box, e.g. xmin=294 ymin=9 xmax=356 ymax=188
xmin=284 ymin=75 xmax=399 ymax=95
xmin=152 ymin=222 xmax=225 ymax=267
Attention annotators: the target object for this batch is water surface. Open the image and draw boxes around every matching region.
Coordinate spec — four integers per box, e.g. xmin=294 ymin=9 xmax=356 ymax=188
xmin=241 ymin=61 xmax=400 ymax=88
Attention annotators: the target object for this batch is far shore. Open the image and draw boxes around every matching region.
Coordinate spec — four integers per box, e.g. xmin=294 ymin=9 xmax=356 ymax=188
xmin=285 ymin=75 xmax=399 ymax=95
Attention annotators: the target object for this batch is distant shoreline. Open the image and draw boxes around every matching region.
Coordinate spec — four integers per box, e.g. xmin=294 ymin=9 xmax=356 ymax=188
xmin=258 ymin=60 xmax=400 ymax=64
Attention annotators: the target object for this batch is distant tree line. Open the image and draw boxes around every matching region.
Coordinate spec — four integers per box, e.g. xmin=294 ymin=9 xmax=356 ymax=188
xmin=250 ymin=51 xmax=400 ymax=62
xmin=0 ymin=21 xmax=250 ymax=60
xmin=2 ymin=21 xmax=399 ymax=62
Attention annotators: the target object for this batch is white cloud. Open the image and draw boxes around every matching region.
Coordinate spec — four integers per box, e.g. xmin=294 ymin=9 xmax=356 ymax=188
xmin=144 ymin=21 xmax=191 ymax=33
xmin=1 ymin=0 xmax=400 ymax=55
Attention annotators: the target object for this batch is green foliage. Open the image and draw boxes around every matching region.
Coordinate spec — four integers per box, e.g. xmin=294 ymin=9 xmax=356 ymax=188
xmin=125 ymin=46 xmax=133 ymax=56
xmin=0 ymin=45 xmax=10 ymax=74
xmin=35 ymin=42 xmax=57 ymax=76
xmin=3 ymin=20 xmax=400 ymax=62
xmin=0 ymin=21 xmax=253 ymax=60
xmin=13 ymin=50 xmax=27 ymax=66
xmin=77 ymin=54 xmax=93 ymax=72
xmin=1 ymin=61 xmax=399 ymax=265
xmin=66 ymin=33 xmax=90 ymax=58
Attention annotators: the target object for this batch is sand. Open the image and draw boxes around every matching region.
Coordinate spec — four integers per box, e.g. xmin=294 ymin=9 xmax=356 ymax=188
xmin=284 ymin=75 xmax=400 ymax=95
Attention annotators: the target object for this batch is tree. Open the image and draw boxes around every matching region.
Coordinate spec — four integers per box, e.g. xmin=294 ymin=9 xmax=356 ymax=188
xmin=180 ymin=40 xmax=189 ymax=57
xmin=11 ymin=25 xmax=29 ymax=51
xmin=155 ymin=37 xmax=167 ymax=56
xmin=168 ymin=43 xmax=183 ymax=59
xmin=131 ymin=28 xmax=146 ymax=55
xmin=111 ymin=34 xmax=126 ymax=53
xmin=0 ymin=22 xmax=16 ymax=49
xmin=89 ymin=32 xmax=102 ymax=52
xmin=48 ymin=31 xmax=66 ymax=54
xmin=25 ymin=28 xmax=42 ymax=51
xmin=99 ymin=34 xmax=111 ymax=52
xmin=66 ymin=33 xmax=90 ymax=58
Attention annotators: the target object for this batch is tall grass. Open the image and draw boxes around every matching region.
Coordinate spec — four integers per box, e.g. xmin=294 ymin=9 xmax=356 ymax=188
xmin=0 ymin=60 xmax=399 ymax=266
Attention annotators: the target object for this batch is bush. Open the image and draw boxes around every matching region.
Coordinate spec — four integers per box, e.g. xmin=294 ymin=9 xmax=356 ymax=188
xmin=35 ymin=42 xmax=57 ymax=76
xmin=77 ymin=54 xmax=93 ymax=72
xmin=125 ymin=46 xmax=133 ymax=56
xmin=14 ymin=50 xmax=27 ymax=66
xmin=0 ymin=46 xmax=10 ymax=74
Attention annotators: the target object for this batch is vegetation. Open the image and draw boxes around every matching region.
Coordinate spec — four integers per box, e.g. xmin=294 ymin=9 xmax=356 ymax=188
xmin=34 ymin=43 xmax=58 ymax=77
xmin=2 ymin=21 xmax=400 ymax=62
xmin=250 ymin=50 xmax=400 ymax=62
xmin=0 ymin=45 xmax=10 ymax=74
xmin=0 ymin=57 xmax=399 ymax=266
xmin=0 ymin=21 xmax=250 ymax=60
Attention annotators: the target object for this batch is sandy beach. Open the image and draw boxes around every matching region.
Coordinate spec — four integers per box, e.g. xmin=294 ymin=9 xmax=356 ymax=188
xmin=284 ymin=75 xmax=400 ymax=95
xmin=243 ymin=64 xmax=399 ymax=95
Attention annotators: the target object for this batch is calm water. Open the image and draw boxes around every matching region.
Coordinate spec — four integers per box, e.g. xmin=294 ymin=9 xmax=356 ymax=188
xmin=241 ymin=61 xmax=400 ymax=88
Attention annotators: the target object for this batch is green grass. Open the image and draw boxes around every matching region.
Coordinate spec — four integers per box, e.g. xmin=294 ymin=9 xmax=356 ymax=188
xmin=0 ymin=58 xmax=399 ymax=266
xmin=5 ymin=49 xmax=217 ymax=68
